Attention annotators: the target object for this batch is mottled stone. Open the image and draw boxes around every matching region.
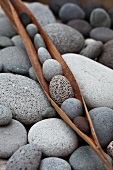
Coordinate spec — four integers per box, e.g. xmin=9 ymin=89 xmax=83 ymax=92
xmin=0 ymin=104 xmax=12 ymax=126
xmin=38 ymin=47 xmax=52 ymax=65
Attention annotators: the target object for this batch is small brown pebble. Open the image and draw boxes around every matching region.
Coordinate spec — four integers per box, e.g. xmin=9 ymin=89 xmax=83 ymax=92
xmin=73 ymin=116 xmax=90 ymax=135
xmin=107 ymin=141 xmax=113 ymax=158
xmin=19 ymin=11 xmax=31 ymax=27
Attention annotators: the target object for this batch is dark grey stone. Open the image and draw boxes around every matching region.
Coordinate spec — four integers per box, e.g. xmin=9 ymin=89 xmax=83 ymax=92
xmin=6 ymin=144 xmax=42 ymax=170
xmin=108 ymin=8 xmax=113 ymax=27
xmin=0 ymin=36 xmax=14 ymax=48
xmin=19 ymin=11 xmax=31 ymax=27
xmin=44 ymin=23 xmax=84 ymax=54
xmin=90 ymin=27 xmax=113 ymax=43
xmin=26 ymin=23 xmax=38 ymax=40
xmin=59 ymin=3 xmax=85 ymax=23
xmin=0 ymin=104 xmax=12 ymax=125
xmin=7 ymin=65 xmax=29 ymax=76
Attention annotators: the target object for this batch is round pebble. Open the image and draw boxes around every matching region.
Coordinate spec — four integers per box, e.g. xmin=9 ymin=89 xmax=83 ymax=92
xmin=11 ymin=35 xmax=24 ymax=48
xmin=73 ymin=116 xmax=90 ymax=134
xmin=90 ymin=27 xmax=113 ymax=43
xmin=19 ymin=11 xmax=31 ymax=27
xmin=34 ymin=34 xmax=46 ymax=50
xmin=38 ymin=47 xmax=52 ymax=65
xmin=29 ymin=67 xmax=38 ymax=81
xmin=39 ymin=157 xmax=72 ymax=170
xmin=26 ymin=23 xmax=38 ymax=40
xmin=6 ymin=144 xmax=42 ymax=170
xmin=0 ymin=119 xmax=27 ymax=158
xmin=69 ymin=145 xmax=112 ymax=170
xmin=107 ymin=141 xmax=113 ymax=158
xmin=0 ymin=36 xmax=13 ymax=48
xmin=41 ymin=107 xmax=57 ymax=118
xmin=0 ymin=104 xmax=12 ymax=126
xmin=61 ymin=98 xmax=83 ymax=120
xmin=28 ymin=118 xmax=78 ymax=157
xmin=89 ymin=107 xmax=113 ymax=147
xmin=67 ymin=19 xmax=92 ymax=38
xmin=59 ymin=3 xmax=85 ymax=23
xmin=7 ymin=65 xmax=29 ymax=76
xmin=85 ymin=38 xmax=96 ymax=46
xmin=90 ymin=8 xmax=111 ymax=28
xmin=43 ymin=59 xmax=63 ymax=82
xmin=49 ymin=75 xmax=74 ymax=105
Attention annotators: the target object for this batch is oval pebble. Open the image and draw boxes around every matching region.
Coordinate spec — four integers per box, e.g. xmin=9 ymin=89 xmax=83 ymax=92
xmin=41 ymin=107 xmax=57 ymax=118
xmin=0 ymin=119 xmax=27 ymax=158
xmin=61 ymin=98 xmax=83 ymax=120
xmin=34 ymin=34 xmax=46 ymax=50
xmin=6 ymin=144 xmax=42 ymax=170
xmin=7 ymin=65 xmax=29 ymax=76
xmin=0 ymin=36 xmax=14 ymax=48
xmin=26 ymin=23 xmax=38 ymax=40
xmin=69 ymin=145 xmax=112 ymax=170
xmin=28 ymin=118 xmax=78 ymax=157
xmin=38 ymin=47 xmax=52 ymax=65
xmin=11 ymin=35 xmax=24 ymax=48
xmin=0 ymin=104 xmax=12 ymax=126
xmin=59 ymin=3 xmax=85 ymax=23
xmin=43 ymin=59 xmax=63 ymax=82
xmin=89 ymin=107 xmax=113 ymax=147
xmin=49 ymin=75 xmax=74 ymax=105
xmin=29 ymin=67 xmax=38 ymax=81
xmin=85 ymin=38 xmax=96 ymax=46
xmin=90 ymin=27 xmax=113 ymax=43
xmin=39 ymin=157 xmax=72 ymax=170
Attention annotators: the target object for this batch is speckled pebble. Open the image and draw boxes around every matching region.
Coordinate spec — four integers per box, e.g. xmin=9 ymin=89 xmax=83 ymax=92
xmin=89 ymin=107 xmax=113 ymax=147
xmin=6 ymin=144 xmax=42 ymax=170
xmin=0 ymin=104 xmax=12 ymax=126
xmin=26 ymin=23 xmax=38 ymax=40
xmin=28 ymin=118 xmax=78 ymax=157
xmin=0 ymin=36 xmax=14 ymax=48
xmin=7 ymin=65 xmax=29 ymax=76
xmin=61 ymin=98 xmax=83 ymax=120
xmin=34 ymin=34 xmax=46 ymax=50
xmin=41 ymin=107 xmax=57 ymax=118
xmin=107 ymin=141 xmax=113 ymax=158
xmin=43 ymin=59 xmax=63 ymax=82
xmin=19 ymin=11 xmax=31 ymax=27
xmin=39 ymin=157 xmax=72 ymax=170
xmin=29 ymin=67 xmax=38 ymax=81
xmin=38 ymin=47 xmax=52 ymax=65
xmin=69 ymin=145 xmax=112 ymax=170
xmin=0 ymin=119 xmax=27 ymax=158
xmin=11 ymin=35 xmax=25 ymax=48
xmin=49 ymin=75 xmax=74 ymax=105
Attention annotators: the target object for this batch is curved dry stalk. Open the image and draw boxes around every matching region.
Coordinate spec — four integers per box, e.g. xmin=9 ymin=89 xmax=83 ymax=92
xmin=0 ymin=0 xmax=113 ymax=169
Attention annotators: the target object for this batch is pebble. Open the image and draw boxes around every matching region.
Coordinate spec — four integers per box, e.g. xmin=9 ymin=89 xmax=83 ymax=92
xmin=0 ymin=73 xmax=51 ymax=125
xmin=0 ymin=62 xmax=2 ymax=72
xmin=0 ymin=119 xmax=27 ymax=158
xmin=67 ymin=19 xmax=92 ymax=38
xmin=29 ymin=67 xmax=38 ymax=81
xmin=73 ymin=116 xmax=90 ymax=134
xmin=90 ymin=8 xmax=111 ymax=28
xmin=44 ymin=23 xmax=84 ymax=54
xmin=0 ymin=159 xmax=7 ymax=170
xmin=49 ymin=75 xmax=74 ymax=105
xmin=34 ymin=34 xmax=46 ymax=50
xmin=6 ymin=144 xmax=42 ymax=170
xmin=41 ymin=107 xmax=57 ymax=118
xmin=39 ymin=157 xmax=72 ymax=170
xmin=0 ymin=104 xmax=12 ymax=126
xmin=42 ymin=59 xmax=63 ymax=82
xmin=108 ymin=8 xmax=113 ymax=27
xmin=0 ymin=17 xmax=17 ymax=37
xmin=59 ymin=3 xmax=85 ymax=23
xmin=98 ymin=39 xmax=113 ymax=69
xmin=38 ymin=47 xmax=52 ymax=65
xmin=89 ymin=107 xmax=113 ymax=147
xmin=61 ymin=98 xmax=83 ymax=120
xmin=27 ymin=2 xmax=56 ymax=26
xmin=85 ymin=38 xmax=96 ymax=46
xmin=26 ymin=23 xmax=38 ymax=40
xmin=69 ymin=145 xmax=112 ymax=170
xmin=0 ymin=36 xmax=13 ymax=48
xmin=63 ymin=53 xmax=113 ymax=109
xmin=28 ymin=118 xmax=78 ymax=157
xmin=7 ymin=65 xmax=29 ymax=76
xmin=11 ymin=35 xmax=25 ymax=48
xmin=49 ymin=0 xmax=80 ymax=15
xmin=90 ymin=27 xmax=113 ymax=43
xmin=19 ymin=11 xmax=31 ymax=27
xmin=80 ymin=41 xmax=103 ymax=59
xmin=0 ymin=46 xmax=31 ymax=72
xmin=107 ymin=141 xmax=113 ymax=158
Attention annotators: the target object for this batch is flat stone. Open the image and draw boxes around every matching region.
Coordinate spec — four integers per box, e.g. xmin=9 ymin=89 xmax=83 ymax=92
xmin=63 ymin=53 xmax=113 ymax=109
xmin=90 ymin=27 xmax=113 ymax=43
xmin=0 ymin=36 xmax=14 ymax=48
xmin=6 ymin=144 xmax=42 ymax=170
xmin=44 ymin=23 xmax=84 ymax=54
xmin=69 ymin=146 xmax=112 ymax=170
xmin=38 ymin=47 xmax=52 ymax=65
xmin=11 ymin=35 xmax=25 ymax=48
xmin=7 ymin=65 xmax=29 ymax=76
xmin=39 ymin=157 xmax=71 ymax=170
xmin=0 ymin=46 xmax=31 ymax=72
xmin=0 ymin=73 xmax=50 ymax=125
xmin=0 ymin=104 xmax=12 ymax=126
xmin=34 ymin=34 xmax=46 ymax=50
xmin=59 ymin=3 xmax=85 ymax=23
xmin=0 ymin=119 xmax=27 ymax=158
xmin=28 ymin=118 xmax=78 ymax=157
